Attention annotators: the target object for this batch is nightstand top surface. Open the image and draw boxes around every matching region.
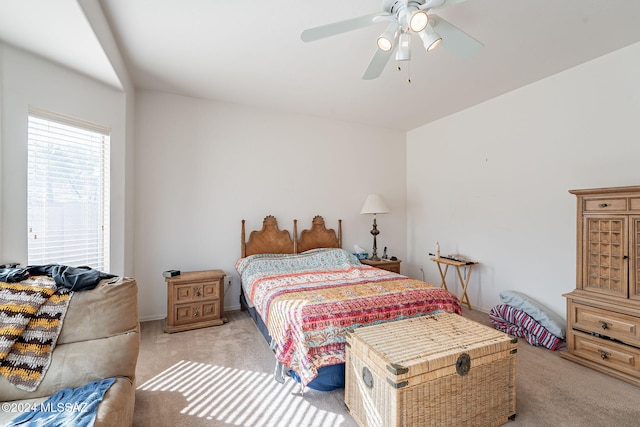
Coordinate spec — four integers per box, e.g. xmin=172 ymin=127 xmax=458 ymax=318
xmin=164 ymin=269 xmax=226 ymax=282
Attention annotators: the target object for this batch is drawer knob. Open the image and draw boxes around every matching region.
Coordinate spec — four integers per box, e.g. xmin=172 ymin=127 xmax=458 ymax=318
xmin=599 ymin=203 xmax=609 ymax=208
xmin=193 ymin=287 xmax=202 ymax=297
xmin=599 ymin=350 xmax=610 ymax=360
xmin=599 ymin=320 xmax=609 ymax=330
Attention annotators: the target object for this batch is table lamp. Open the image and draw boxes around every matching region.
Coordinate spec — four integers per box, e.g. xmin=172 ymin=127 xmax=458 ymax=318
xmin=360 ymin=194 xmax=390 ymax=261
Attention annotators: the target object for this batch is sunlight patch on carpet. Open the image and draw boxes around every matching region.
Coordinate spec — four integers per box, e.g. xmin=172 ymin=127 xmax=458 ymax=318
xmin=137 ymin=360 xmax=349 ymax=426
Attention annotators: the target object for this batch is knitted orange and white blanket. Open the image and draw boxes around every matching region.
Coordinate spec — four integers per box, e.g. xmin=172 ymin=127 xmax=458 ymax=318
xmin=0 ymin=277 xmax=72 ymax=391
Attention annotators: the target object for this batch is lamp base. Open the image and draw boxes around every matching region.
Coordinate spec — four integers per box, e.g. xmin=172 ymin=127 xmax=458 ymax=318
xmin=369 ymin=215 xmax=381 ymax=262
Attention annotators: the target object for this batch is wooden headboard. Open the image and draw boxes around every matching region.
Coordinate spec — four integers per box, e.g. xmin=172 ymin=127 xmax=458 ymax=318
xmin=297 ymin=215 xmax=342 ymax=253
xmin=241 ymin=215 xmax=342 ymax=258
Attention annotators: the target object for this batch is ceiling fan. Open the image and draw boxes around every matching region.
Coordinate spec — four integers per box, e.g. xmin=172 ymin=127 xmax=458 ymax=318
xmin=300 ymin=0 xmax=484 ymax=80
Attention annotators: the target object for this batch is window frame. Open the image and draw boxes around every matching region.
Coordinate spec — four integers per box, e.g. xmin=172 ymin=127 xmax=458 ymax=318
xmin=27 ymin=107 xmax=111 ymax=271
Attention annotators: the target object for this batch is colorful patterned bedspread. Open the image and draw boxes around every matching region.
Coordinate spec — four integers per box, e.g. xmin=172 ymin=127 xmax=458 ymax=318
xmin=236 ymin=248 xmax=462 ymax=387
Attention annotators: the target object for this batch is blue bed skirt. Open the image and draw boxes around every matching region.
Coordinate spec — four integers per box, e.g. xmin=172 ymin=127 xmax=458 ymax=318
xmin=240 ymin=292 xmax=344 ymax=391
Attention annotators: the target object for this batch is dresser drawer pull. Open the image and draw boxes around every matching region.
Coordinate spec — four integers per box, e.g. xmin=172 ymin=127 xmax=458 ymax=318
xmin=599 ymin=320 xmax=609 ymax=330
xmin=599 ymin=350 xmax=610 ymax=360
xmin=599 ymin=203 xmax=610 ymax=208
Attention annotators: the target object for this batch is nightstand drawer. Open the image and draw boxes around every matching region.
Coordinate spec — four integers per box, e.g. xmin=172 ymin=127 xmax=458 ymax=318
xmin=570 ymin=302 xmax=640 ymax=346
xmin=174 ymin=301 xmax=220 ymax=325
xmin=359 ymin=258 xmax=401 ymax=273
xmin=173 ymin=282 xmax=219 ymax=303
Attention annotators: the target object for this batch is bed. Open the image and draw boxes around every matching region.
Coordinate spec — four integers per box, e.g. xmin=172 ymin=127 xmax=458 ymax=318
xmin=236 ymin=215 xmax=462 ymax=391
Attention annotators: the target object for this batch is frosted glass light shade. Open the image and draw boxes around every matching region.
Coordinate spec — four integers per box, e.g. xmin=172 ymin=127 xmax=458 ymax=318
xmin=409 ymin=10 xmax=429 ymax=32
xmin=377 ymin=35 xmax=393 ymax=51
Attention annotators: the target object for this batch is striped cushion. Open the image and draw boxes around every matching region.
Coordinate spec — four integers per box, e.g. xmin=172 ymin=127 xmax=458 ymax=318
xmin=490 ymin=304 xmax=564 ymax=351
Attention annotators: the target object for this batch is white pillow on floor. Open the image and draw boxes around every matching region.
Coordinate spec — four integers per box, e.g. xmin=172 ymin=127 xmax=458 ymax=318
xmin=499 ymin=290 xmax=565 ymax=338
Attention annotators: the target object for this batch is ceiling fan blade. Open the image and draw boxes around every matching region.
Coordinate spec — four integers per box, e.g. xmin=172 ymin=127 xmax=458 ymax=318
xmin=430 ymin=14 xmax=483 ymax=59
xmin=362 ymin=47 xmax=394 ymax=80
xmin=301 ymin=13 xmax=381 ymax=42
xmin=420 ymin=0 xmax=468 ymax=10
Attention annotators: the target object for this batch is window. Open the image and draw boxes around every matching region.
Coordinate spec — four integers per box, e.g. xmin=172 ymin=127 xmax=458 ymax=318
xmin=27 ymin=108 xmax=111 ymax=272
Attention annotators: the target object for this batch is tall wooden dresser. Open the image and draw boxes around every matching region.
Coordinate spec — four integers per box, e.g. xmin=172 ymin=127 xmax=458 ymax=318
xmin=562 ymin=186 xmax=640 ymax=386
xmin=164 ymin=269 xmax=226 ymax=333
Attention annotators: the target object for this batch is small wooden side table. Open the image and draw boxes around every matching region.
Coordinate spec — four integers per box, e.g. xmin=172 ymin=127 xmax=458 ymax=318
xmin=360 ymin=258 xmax=401 ymax=274
xmin=165 ymin=269 xmax=226 ymax=333
xmin=430 ymin=257 xmax=478 ymax=310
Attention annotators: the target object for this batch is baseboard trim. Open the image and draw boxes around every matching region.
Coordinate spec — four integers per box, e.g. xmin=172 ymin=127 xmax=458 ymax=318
xmin=140 ymin=305 xmax=242 ymax=323
xmin=139 ymin=314 xmax=166 ymax=322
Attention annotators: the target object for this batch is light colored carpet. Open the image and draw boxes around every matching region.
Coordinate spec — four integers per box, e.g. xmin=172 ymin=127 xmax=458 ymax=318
xmin=133 ymin=308 xmax=640 ymax=426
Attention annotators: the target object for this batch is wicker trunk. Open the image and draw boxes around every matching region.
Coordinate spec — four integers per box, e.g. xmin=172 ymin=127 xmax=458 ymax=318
xmin=345 ymin=312 xmax=517 ymax=427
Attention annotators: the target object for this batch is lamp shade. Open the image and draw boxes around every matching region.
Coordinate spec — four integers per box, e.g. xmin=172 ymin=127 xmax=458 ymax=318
xmin=360 ymin=194 xmax=390 ymax=215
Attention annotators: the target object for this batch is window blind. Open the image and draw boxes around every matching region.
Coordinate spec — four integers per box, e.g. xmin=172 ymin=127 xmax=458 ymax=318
xmin=27 ymin=107 xmax=111 ymax=272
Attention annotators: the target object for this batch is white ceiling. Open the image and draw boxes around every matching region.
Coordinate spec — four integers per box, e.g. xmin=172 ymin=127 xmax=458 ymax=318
xmin=2 ymin=0 xmax=640 ymax=131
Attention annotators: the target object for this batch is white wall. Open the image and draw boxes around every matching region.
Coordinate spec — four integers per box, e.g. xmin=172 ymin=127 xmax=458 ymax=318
xmin=78 ymin=0 xmax=138 ymax=277
xmin=0 ymin=44 xmax=4 ymax=260
xmin=0 ymin=44 xmax=131 ymax=275
xmin=134 ymin=91 xmax=407 ymax=320
xmin=6 ymin=33 xmax=638 ymax=325
xmin=407 ymin=42 xmax=640 ymax=316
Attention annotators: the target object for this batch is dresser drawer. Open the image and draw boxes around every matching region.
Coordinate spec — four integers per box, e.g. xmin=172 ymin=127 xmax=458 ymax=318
xmin=584 ymin=198 xmax=627 ymax=212
xmin=630 ymin=198 xmax=640 ymax=211
xmin=173 ymin=282 xmax=219 ymax=303
xmin=569 ymin=330 xmax=640 ymax=377
xmin=570 ymin=302 xmax=640 ymax=346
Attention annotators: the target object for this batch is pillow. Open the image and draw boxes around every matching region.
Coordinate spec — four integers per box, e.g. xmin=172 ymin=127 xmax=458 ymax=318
xmin=499 ymin=290 xmax=566 ymax=338
xmin=236 ymin=248 xmax=359 ymax=281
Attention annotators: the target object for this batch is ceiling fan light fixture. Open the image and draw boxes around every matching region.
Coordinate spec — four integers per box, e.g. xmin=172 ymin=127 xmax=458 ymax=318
xmin=377 ymin=22 xmax=398 ymax=52
xmin=395 ymin=31 xmax=411 ymax=61
xmin=418 ymin=27 xmax=442 ymax=52
xmin=409 ymin=10 xmax=429 ymax=32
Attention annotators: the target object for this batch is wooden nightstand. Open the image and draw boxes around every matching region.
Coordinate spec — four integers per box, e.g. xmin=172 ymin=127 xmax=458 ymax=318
xmin=360 ymin=258 xmax=401 ymax=274
xmin=164 ymin=269 xmax=226 ymax=333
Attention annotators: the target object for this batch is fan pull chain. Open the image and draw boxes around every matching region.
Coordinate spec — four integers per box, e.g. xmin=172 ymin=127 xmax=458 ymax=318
xmin=396 ymin=61 xmax=412 ymax=84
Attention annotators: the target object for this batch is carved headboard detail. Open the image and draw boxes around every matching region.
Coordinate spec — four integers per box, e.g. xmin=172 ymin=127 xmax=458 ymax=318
xmin=241 ymin=215 xmax=295 ymax=257
xmin=241 ymin=215 xmax=342 ymax=258
xmin=296 ymin=215 xmax=342 ymax=253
